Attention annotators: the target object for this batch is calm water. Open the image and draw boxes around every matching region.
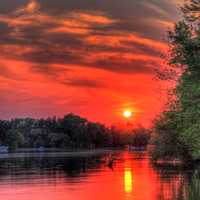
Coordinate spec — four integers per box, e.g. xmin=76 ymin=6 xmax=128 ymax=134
xmin=0 ymin=151 xmax=199 ymax=200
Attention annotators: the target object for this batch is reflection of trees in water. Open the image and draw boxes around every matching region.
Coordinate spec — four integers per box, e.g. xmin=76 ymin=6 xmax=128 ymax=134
xmin=158 ymin=174 xmax=187 ymax=200
xmin=154 ymin=164 xmax=200 ymax=200
xmin=0 ymin=153 xmax=114 ymax=180
xmin=188 ymin=170 xmax=200 ymax=200
xmin=0 ymin=152 xmax=199 ymax=200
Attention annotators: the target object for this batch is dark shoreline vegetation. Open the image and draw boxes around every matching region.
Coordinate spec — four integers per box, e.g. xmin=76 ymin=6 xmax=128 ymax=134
xmin=150 ymin=0 xmax=200 ymax=163
xmin=0 ymin=113 xmax=150 ymax=152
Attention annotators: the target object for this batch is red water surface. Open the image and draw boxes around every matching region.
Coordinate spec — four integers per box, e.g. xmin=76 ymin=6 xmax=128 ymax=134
xmin=0 ymin=152 xmax=187 ymax=200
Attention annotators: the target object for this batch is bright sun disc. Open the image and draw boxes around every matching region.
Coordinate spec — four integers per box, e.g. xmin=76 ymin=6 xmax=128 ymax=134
xmin=123 ymin=110 xmax=132 ymax=118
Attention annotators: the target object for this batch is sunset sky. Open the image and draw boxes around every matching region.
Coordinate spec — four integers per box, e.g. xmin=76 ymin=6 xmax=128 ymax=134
xmin=0 ymin=0 xmax=183 ymax=127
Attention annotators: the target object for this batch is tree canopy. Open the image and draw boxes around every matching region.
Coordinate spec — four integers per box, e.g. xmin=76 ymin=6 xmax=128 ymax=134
xmin=151 ymin=0 xmax=200 ymax=161
xmin=0 ymin=113 xmax=150 ymax=151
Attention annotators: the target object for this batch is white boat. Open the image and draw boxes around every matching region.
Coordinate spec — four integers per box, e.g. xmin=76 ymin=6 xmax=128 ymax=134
xmin=0 ymin=146 xmax=9 ymax=153
xmin=128 ymin=145 xmax=146 ymax=151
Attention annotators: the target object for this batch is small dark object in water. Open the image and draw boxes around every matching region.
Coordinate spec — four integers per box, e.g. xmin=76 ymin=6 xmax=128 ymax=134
xmin=107 ymin=155 xmax=115 ymax=169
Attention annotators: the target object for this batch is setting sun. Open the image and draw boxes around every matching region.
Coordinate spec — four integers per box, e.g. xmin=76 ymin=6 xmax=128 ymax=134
xmin=123 ymin=110 xmax=132 ymax=118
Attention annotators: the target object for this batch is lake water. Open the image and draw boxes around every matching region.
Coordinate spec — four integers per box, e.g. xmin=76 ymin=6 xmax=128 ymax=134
xmin=0 ymin=150 xmax=199 ymax=200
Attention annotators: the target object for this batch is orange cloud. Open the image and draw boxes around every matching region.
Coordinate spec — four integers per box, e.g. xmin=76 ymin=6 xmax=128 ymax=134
xmin=85 ymin=33 xmax=167 ymax=52
xmin=69 ymin=11 xmax=118 ymax=25
xmin=16 ymin=0 xmax=40 ymax=14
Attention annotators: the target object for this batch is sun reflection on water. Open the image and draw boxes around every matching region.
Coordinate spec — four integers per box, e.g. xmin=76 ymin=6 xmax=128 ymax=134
xmin=124 ymin=168 xmax=133 ymax=194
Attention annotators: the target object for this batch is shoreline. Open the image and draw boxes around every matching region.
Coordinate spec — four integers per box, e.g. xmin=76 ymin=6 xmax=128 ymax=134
xmin=0 ymin=148 xmax=124 ymax=159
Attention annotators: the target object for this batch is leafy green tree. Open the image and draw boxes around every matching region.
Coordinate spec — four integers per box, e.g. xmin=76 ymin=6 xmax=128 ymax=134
xmin=129 ymin=126 xmax=151 ymax=147
xmin=0 ymin=113 xmax=141 ymax=150
xmin=151 ymin=0 xmax=200 ymax=160
xmin=0 ymin=120 xmax=11 ymax=145
xmin=6 ymin=129 xmax=24 ymax=151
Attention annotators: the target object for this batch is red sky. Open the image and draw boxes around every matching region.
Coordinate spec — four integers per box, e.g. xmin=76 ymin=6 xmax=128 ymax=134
xmin=0 ymin=0 xmax=183 ymax=127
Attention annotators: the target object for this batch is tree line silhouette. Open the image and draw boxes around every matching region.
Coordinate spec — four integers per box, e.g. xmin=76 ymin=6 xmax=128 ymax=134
xmin=0 ymin=113 xmax=150 ymax=151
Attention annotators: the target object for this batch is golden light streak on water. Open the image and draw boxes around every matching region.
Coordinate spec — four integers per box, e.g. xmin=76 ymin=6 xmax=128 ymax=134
xmin=124 ymin=168 xmax=133 ymax=193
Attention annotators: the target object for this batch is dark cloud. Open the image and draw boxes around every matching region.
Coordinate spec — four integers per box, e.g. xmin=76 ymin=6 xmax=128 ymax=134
xmin=0 ymin=0 xmax=179 ymax=78
xmin=91 ymin=58 xmax=155 ymax=74
xmin=62 ymin=79 xmax=104 ymax=88
xmin=30 ymin=63 xmax=70 ymax=77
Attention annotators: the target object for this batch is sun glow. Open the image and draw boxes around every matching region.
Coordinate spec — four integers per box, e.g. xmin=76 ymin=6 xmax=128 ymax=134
xmin=123 ymin=110 xmax=132 ymax=118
